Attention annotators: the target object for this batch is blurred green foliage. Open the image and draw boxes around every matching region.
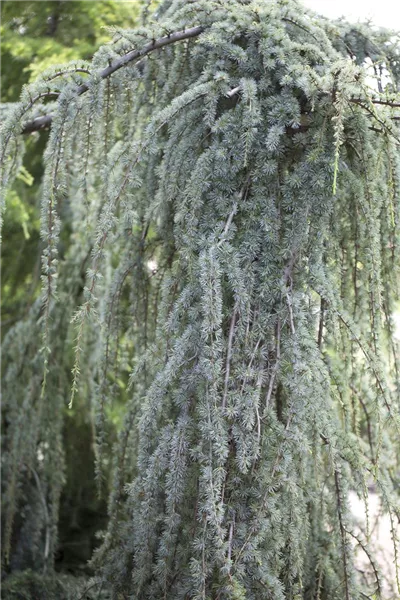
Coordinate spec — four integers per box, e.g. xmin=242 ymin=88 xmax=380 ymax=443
xmin=1 ymin=0 xmax=141 ymax=101
xmin=1 ymin=569 xmax=111 ymax=599
xmin=1 ymin=0 xmax=141 ymax=577
xmin=1 ymin=1 xmax=141 ymax=331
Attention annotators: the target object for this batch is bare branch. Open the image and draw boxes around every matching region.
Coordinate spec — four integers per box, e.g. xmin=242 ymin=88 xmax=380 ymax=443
xmin=21 ymin=26 xmax=204 ymax=134
xmin=350 ymin=97 xmax=400 ymax=109
xmin=28 ymin=465 xmax=51 ymax=573
xmin=222 ymin=310 xmax=237 ymax=409
xmin=226 ymin=85 xmax=241 ymax=98
xmin=23 ymin=113 xmax=54 ymax=134
xmin=348 ymin=98 xmax=400 ymax=142
xmin=335 ymin=470 xmax=351 ymax=600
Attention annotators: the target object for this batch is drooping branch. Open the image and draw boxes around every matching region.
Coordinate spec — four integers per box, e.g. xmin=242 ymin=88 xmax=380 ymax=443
xmin=17 ymin=27 xmax=400 ymax=136
xmin=349 ymin=100 xmax=400 ymax=141
xmin=351 ymin=97 xmax=400 ymax=109
xmin=21 ymin=25 xmax=204 ymax=134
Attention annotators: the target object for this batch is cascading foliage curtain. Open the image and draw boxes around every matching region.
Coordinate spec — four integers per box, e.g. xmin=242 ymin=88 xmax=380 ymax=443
xmin=1 ymin=1 xmax=400 ymax=598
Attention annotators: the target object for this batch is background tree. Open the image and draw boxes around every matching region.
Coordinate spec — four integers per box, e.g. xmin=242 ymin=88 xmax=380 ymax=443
xmin=1 ymin=0 xmax=400 ymax=599
xmin=1 ymin=0 xmax=142 ymax=585
xmin=1 ymin=0 xmax=142 ymax=329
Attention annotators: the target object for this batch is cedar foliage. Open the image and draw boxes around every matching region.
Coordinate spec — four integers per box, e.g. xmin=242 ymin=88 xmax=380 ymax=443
xmin=0 ymin=0 xmax=140 ymax=331
xmin=1 ymin=0 xmax=400 ymax=598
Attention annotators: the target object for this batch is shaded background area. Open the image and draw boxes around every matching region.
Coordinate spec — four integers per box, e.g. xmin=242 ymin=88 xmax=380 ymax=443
xmin=1 ymin=1 xmax=143 ymax=588
xmin=1 ymin=0 xmax=142 ymax=330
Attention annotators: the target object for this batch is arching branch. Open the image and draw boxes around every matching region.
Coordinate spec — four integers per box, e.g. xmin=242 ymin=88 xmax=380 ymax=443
xmin=18 ymin=27 xmax=400 ymax=136
xmin=21 ymin=25 xmax=204 ymax=134
xmin=351 ymin=97 xmax=400 ymax=109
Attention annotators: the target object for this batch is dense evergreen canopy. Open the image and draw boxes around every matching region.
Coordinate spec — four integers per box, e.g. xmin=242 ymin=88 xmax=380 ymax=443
xmin=1 ymin=1 xmax=400 ymax=598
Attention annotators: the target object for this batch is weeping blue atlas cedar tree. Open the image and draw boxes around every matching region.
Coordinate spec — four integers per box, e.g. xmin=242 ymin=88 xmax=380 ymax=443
xmin=1 ymin=0 xmax=400 ymax=598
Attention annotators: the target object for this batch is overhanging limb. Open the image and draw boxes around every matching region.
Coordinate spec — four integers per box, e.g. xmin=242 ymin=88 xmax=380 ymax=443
xmin=21 ymin=25 xmax=204 ymax=135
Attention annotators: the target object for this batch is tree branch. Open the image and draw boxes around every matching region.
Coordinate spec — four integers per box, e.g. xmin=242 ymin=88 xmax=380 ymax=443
xmin=350 ymin=97 xmax=400 ymax=109
xmin=18 ymin=28 xmax=400 ymax=136
xmin=347 ymin=99 xmax=400 ymax=143
xmin=21 ymin=25 xmax=204 ymax=134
